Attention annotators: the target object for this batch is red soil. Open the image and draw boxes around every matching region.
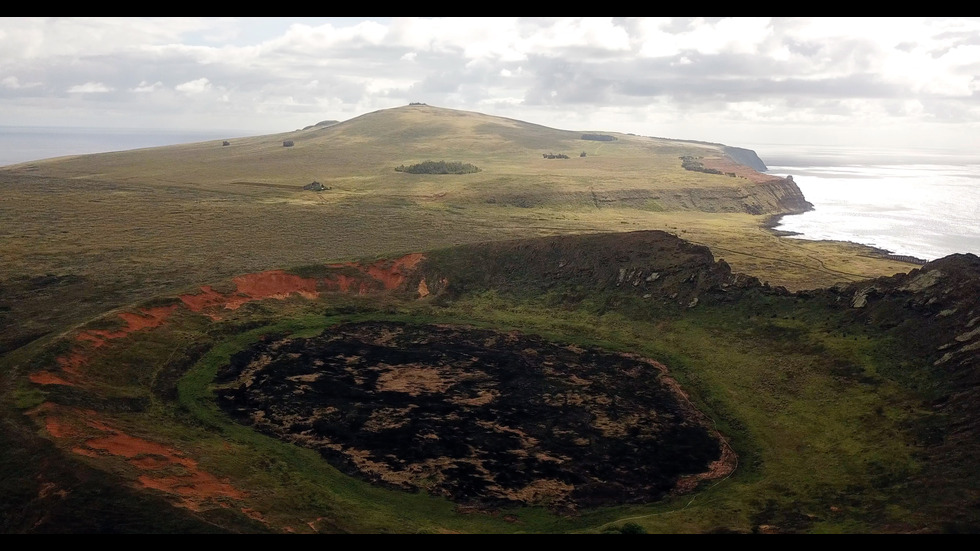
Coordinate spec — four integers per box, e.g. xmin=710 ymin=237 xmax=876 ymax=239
xmin=178 ymin=285 xmax=227 ymax=312
xmin=233 ymin=270 xmax=319 ymax=301
xmin=326 ymin=253 xmax=425 ymax=292
xmin=363 ymin=253 xmax=425 ymax=290
xmin=38 ymin=254 xmax=431 ymax=387
xmin=44 ymin=415 xmax=79 ymax=439
xmin=180 ymin=254 xmax=427 ymax=313
xmin=33 ymin=403 xmax=248 ymax=512
xmin=180 ymin=270 xmax=320 ymax=313
xmin=78 ymin=305 xmax=179 ymax=347
xmin=84 ymin=433 xmax=192 ymax=465
xmin=240 ymin=508 xmax=266 ymax=522
xmin=55 ymin=352 xmax=89 ymax=379
xmin=33 ymin=305 xmax=179 ymax=387
xmin=72 ymin=447 xmax=100 ymax=458
xmin=29 ymin=371 xmax=74 ymax=386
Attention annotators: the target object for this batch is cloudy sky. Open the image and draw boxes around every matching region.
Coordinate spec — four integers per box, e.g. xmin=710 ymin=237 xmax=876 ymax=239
xmin=2 ymin=17 xmax=979 ymax=152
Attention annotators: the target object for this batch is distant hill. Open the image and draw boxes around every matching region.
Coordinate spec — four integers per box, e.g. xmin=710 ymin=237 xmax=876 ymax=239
xmin=1 ymin=104 xmax=805 ymax=216
xmin=301 ymin=120 xmax=340 ymax=130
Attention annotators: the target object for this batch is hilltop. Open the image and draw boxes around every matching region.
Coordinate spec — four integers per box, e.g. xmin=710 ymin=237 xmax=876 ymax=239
xmin=5 ymin=104 xmax=803 ymax=213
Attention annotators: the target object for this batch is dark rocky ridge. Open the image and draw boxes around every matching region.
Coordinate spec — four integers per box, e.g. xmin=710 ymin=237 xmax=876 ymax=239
xmin=825 ymin=253 xmax=980 ymax=400
xmin=411 ymin=229 xmax=771 ymax=308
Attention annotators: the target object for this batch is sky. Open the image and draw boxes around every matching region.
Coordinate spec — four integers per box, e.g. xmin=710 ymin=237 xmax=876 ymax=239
xmin=2 ymin=17 xmax=979 ymax=153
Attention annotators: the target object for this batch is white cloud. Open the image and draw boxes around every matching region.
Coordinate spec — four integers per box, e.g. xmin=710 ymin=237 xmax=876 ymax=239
xmin=131 ymin=80 xmax=163 ymax=93
xmin=636 ymin=17 xmax=773 ymax=58
xmin=0 ymin=17 xmax=976 ymax=152
xmin=67 ymin=81 xmax=113 ymax=93
xmin=0 ymin=17 xmax=217 ymax=60
xmin=175 ymin=78 xmax=212 ymax=94
xmin=1 ymin=76 xmax=41 ymax=89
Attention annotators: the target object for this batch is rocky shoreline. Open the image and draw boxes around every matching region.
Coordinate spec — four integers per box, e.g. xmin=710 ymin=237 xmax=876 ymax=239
xmin=761 ymin=212 xmax=928 ymax=265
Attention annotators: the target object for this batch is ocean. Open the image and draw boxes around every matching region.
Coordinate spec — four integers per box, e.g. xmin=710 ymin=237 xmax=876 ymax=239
xmin=2 ymin=127 xmax=977 ymax=263
xmin=0 ymin=126 xmax=251 ymax=168
xmin=750 ymin=144 xmax=980 ymax=263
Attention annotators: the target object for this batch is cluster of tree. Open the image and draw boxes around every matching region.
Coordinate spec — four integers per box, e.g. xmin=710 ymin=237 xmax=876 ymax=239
xmin=679 ymin=155 xmax=723 ymax=175
xmin=409 ymin=102 xmax=427 ymax=106
xmin=581 ymin=134 xmax=616 ymax=141
xmin=283 ymin=140 xmax=295 ymax=147
xmin=395 ymin=160 xmax=480 ymax=174
xmin=303 ymin=181 xmax=330 ymax=191
xmin=542 ymin=153 xmax=570 ymax=159
xmin=601 ymin=522 xmax=648 ymax=534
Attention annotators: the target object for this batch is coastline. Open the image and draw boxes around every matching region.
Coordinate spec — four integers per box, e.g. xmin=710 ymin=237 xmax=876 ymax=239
xmin=761 ymin=212 xmax=928 ymax=266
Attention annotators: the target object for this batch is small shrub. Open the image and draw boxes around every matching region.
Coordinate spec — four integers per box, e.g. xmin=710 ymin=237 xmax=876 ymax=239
xmin=394 ymin=160 xmax=480 ymax=174
xmin=620 ymin=522 xmax=647 ymax=534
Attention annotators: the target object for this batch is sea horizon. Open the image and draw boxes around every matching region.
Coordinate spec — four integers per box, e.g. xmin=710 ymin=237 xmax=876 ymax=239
xmin=748 ymin=142 xmax=980 ymax=263
xmin=0 ymin=125 xmax=264 ymax=167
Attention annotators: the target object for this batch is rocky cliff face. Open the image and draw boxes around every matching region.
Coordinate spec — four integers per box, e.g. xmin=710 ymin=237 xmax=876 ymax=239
xmin=614 ymin=177 xmax=811 ymax=215
xmin=723 ymin=146 xmax=769 ymax=172
xmin=487 ymin=177 xmax=813 ymax=216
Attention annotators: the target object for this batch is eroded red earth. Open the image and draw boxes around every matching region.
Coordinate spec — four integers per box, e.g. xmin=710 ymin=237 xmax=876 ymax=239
xmin=31 ymin=254 xmax=429 ymax=387
xmin=29 ymin=304 xmax=178 ymax=387
xmin=26 ymin=254 xmax=434 ymax=525
xmin=29 ymin=402 xmax=247 ymax=512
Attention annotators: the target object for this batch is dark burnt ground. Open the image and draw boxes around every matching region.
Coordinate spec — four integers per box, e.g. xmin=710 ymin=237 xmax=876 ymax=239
xmin=216 ymin=321 xmax=723 ymax=512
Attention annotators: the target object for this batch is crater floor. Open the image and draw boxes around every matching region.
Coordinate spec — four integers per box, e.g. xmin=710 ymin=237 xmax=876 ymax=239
xmin=216 ymin=321 xmax=730 ymax=511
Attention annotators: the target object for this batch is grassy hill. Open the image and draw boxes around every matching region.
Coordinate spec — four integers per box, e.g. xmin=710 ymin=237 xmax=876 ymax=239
xmin=2 ymin=104 xmax=966 ymax=534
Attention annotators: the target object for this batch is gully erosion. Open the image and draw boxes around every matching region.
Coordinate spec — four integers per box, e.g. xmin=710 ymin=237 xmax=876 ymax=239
xmin=21 ymin=232 xmax=738 ymax=530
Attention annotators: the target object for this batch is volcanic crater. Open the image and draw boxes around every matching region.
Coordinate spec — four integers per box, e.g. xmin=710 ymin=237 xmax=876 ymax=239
xmin=215 ymin=321 xmax=732 ymax=512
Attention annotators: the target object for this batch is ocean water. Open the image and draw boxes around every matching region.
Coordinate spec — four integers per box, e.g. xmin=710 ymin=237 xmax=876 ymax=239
xmin=752 ymin=144 xmax=980 ymax=263
xmin=0 ymin=126 xmax=252 ymax=167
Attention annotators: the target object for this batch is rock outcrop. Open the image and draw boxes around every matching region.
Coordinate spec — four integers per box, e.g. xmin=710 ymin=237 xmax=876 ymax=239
xmin=485 ymin=177 xmax=812 ymax=216
xmin=723 ymin=146 xmax=769 ymax=172
xmin=411 ymin=230 xmax=766 ymax=308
